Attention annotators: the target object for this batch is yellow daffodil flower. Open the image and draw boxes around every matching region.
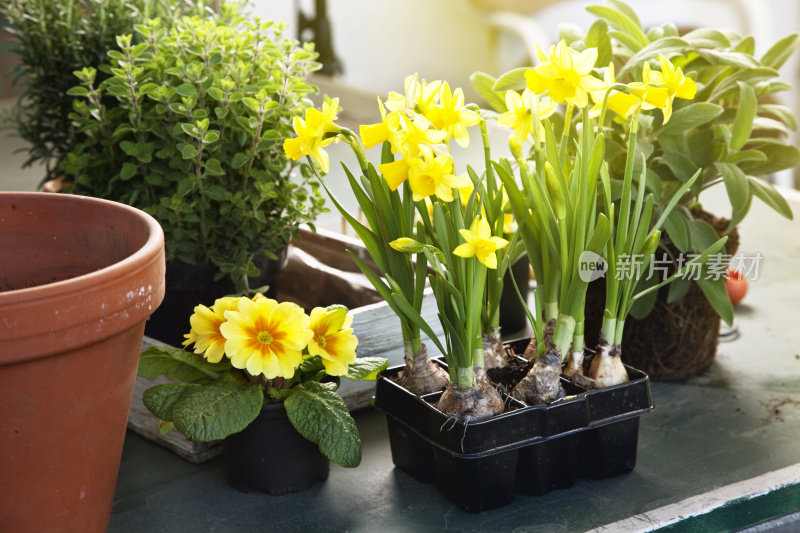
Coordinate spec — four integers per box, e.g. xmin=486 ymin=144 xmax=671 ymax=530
xmin=359 ymin=98 xmax=402 ymax=149
xmin=649 ymin=54 xmax=697 ymax=123
xmin=394 ymin=114 xmax=447 ymax=159
xmin=183 ymin=296 xmax=241 ymax=363
xmin=453 ymin=216 xmax=509 ymax=269
xmin=497 ymin=89 xmax=556 ymax=144
xmin=220 ymin=297 xmax=313 ymax=379
xmin=425 ymin=82 xmax=481 ymax=147
xmin=307 ymin=306 xmax=358 ymax=376
xmin=386 ymin=73 xmax=442 ymax=116
xmin=407 ymin=147 xmax=469 ymax=202
xmin=378 ymin=157 xmax=410 ymax=191
xmin=626 ymin=62 xmax=669 ymax=113
xmin=282 ymin=98 xmax=341 ymax=173
xmin=525 ymin=41 xmax=605 ymax=108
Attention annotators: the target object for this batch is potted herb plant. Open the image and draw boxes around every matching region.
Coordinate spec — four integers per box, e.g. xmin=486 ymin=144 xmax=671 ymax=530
xmin=1 ymin=0 xmax=206 ymax=184
xmin=138 ymin=294 xmax=387 ymax=494
xmin=61 ymin=2 xmax=326 ymax=344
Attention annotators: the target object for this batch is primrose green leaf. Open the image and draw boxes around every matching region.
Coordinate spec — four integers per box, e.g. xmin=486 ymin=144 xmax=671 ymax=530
xmin=171 ymin=381 xmax=264 ymax=442
xmin=138 ymin=345 xmax=229 ymax=382
xmin=142 ymin=382 xmax=200 ymax=422
xmin=285 ymin=382 xmax=361 ymax=467
xmin=343 ymin=357 xmax=389 ymax=381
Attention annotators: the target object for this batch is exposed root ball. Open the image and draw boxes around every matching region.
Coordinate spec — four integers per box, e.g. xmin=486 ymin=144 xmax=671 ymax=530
xmin=483 ymin=328 xmax=508 ymax=369
xmin=511 ymin=348 xmax=565 ymax=405
xmin=438 ymin=381 xmax=504 ymax=422
xmin=588 ymin=343 xmax=629 ymax=388
xmin=397 ymin=344 xmax=449 ymax=395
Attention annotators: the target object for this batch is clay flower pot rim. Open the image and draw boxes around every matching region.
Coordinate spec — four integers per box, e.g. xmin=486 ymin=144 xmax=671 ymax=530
xmin=0 ymin=192 xmax=163 ymax=300
xmin=0 ymin=192 xmax=165 ymax=363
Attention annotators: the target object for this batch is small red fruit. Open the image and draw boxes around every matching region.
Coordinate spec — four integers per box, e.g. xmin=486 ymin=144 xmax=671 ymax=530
xmin=726 ymin=269 xmax=748 ymax=305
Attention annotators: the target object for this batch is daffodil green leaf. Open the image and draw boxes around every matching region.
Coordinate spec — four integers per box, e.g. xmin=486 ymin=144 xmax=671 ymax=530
xmin=171 ymin=381 xmax=264 ymax=442
xmin=138 ymin=345 xmax=229 ymax=382
xmin=142 ymin=382 xmax=201 ymax=422
xmin=343 ymin=357 xmax=389 ymax=381
xmin=285 ymin=382 xmax=361 ymax=468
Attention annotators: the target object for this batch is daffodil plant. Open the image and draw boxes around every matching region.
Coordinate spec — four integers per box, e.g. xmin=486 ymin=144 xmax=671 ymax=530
xmin=283 ymin=75 xmax=514 ymax=420
xmin=138 ymin=294 xmax=387 ymax=468
xmin=485 ymin=39 xmax=729 ymax=393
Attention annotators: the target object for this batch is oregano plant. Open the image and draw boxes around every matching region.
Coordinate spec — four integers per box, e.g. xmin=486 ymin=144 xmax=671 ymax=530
xmin=61 ymin=2 xmax=326 ymax=290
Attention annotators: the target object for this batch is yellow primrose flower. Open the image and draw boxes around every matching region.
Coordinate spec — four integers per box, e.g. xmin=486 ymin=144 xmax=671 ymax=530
xmin=453 ymin=216 xmax=510 ymax=269
xmin=425 ymin=82 xmax=481 ymax=147
xmin=497 ymin=89 xmax=556 ymax=144
xmin=649 ymin=54 xmax=697 ymax=123
xmin=220 ymin=297 xmax=313 ymax=379
xmin=359 ymin=98 xmax=402 ymax=150
xmin=282 ymin=98 xmax=341 ymax=173
xmin=394 ymin=114 xmax=448 ymax=159
xmin=307 ymin=306 xmax=358 ymax=376
xmin=183 ymin=296 xmax=241 ymax=363
xmin=407 ymin=147 xmax=470 ymax=202
xmin=525 ymin=41 xmax=605 ymax=108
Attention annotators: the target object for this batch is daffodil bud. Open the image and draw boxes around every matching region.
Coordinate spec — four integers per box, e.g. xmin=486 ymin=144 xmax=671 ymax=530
xmin=544 ymin=162 xmax=566 ymax=220
xmin=390 ymin=237 xmax=425 ymax=254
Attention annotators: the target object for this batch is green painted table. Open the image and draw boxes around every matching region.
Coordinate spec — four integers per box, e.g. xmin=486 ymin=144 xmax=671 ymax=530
xmin=110 ymin=187 xmax=800 ymax=532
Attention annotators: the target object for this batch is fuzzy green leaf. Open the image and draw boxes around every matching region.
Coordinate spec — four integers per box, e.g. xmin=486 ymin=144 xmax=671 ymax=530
xmin=662 ymin=103 xmax=723 ymax=134
xmin=761 ymin=33 xmax=800 ymax=70
xmin=142 ymin=382 xmax=200 ymax=422
xmin=748 ymin=176 xmax=794 ymax=220
xmin=343 ymin=357 xmax=389 ymax=381
xmin=138 ymin=345 xmax=228 ymax=382
xmin=493 ymin=67 xmax=529 ymax=92
xmin=715 ymin=162 xmax=750 ymax=227
xmin=470 ymin=71 xmax=507 ymax=112
xmin=285 ymin=382 xmax=362 ymax=467
xmin=731 ymin=82 xmax=757 ymax=150
xmin=171 ymin=380 xmax=264 ymax=442
xmin=697 ymin=277 xmax=734 ymax=326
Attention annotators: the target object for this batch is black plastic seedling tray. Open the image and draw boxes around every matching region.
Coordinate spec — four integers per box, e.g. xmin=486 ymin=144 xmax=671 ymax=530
xmin=374 ymin=348 xmax=653 ymax=512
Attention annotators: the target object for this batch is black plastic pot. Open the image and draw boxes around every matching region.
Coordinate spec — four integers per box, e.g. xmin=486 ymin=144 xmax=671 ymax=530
xmin=374 ymin=348 xmax=653 ymax=512
xmin=145 ymin=248 xmax=286 ymax=346
xmin=223 ymin=402 xmax=329 ymax=495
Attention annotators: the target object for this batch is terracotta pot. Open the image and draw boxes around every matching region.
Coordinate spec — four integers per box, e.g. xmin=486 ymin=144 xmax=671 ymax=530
xmin=0 ymin=192 xmax=165 ymax=533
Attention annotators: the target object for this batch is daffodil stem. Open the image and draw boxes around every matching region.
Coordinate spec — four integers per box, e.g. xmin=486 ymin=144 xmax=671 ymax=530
xmin=341 ymin=128 xmax=369 ymax=174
